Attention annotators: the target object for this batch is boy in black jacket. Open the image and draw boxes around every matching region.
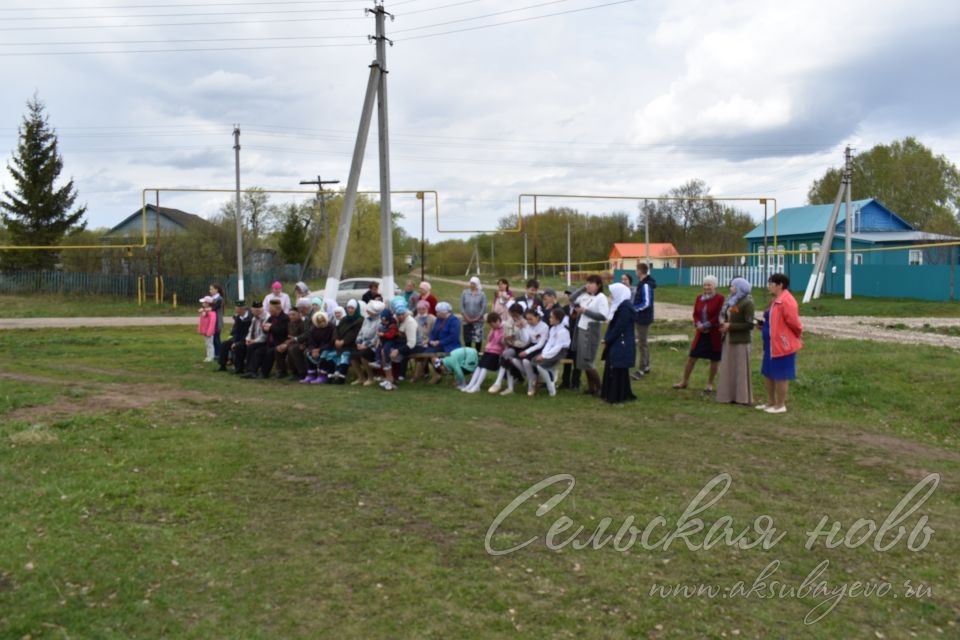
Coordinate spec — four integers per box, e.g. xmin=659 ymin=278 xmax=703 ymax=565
xmin=217 ymin=300 xmax=252 ymax=373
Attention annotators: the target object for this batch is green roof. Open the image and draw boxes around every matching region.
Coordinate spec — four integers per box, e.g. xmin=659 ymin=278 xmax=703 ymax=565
xmin=744 ymin=198 xmax=881 ymax=239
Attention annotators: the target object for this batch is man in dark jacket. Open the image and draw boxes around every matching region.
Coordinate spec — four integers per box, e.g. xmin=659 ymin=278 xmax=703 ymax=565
xmin=631 ymin=263 xmax=657 ymax=380
xmin=274 ymin=306 xmax=307 ymax=380
xmin=217 ymin=300 xmax=252 ymax=373
xmin=244 ymin=300 xmax=288 ymax=378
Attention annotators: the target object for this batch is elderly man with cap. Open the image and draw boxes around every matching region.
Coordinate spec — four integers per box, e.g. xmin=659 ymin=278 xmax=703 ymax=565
xmin=262 ymin=281 xmax=292 ymax=314
xmin=245 ymin=298 xmax=288 ymax=379
xmin=241 ymin=301 xmax=268 ymax=378
xmin=216 ymin=299 xmax=252 ymax=373
xmin=460 ymin=276 xmax=487 ymax=351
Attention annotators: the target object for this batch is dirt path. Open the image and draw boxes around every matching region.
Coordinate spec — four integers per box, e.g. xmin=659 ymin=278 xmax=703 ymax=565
xmin=657 ymin=302 xmax=960 ymax=350
xmin=0 ymin=316 xmax=197 ymax=329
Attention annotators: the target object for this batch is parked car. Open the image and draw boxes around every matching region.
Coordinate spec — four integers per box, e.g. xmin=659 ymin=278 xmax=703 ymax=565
xmin=315 ymin=277 xmax=382 ymax=306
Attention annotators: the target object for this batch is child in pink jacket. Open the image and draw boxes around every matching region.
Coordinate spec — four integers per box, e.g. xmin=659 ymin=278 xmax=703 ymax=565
xmin=461 ymin=312 xmax=505 ymax=393
xmin=197 ymin=296 xmax=218 ymax=362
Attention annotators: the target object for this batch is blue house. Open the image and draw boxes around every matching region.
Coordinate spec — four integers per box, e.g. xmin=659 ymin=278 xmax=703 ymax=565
xmin=104 ymin=204 xmax=213 ymax=239
xmin=744 ymin=198 xmax=959 ymax=271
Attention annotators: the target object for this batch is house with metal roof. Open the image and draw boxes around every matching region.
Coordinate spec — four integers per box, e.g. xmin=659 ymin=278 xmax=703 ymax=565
xmin=608 ymin=242 xmax=680 ymax=271
xmin=743 ymin=198 xmax=959 ymax=271
xmin=103 ymin=204 xmax=215 ymax=239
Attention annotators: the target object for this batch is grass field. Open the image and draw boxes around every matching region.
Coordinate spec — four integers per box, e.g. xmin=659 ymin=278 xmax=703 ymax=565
xmin=1 ymin=322 xmax=958 ymax=638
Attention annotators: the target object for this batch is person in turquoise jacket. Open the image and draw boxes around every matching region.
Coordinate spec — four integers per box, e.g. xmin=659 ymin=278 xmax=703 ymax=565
xmin=434 ymin=347 xmax=479 ymax=387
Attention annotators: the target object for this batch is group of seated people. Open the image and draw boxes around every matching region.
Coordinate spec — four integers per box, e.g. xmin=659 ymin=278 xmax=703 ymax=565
xmin=212 ymin=276 xmax=617 ymax=398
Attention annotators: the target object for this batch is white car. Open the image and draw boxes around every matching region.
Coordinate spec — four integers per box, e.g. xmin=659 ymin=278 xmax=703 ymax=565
xmin=316 ymin=277 xmax=382 ymax=306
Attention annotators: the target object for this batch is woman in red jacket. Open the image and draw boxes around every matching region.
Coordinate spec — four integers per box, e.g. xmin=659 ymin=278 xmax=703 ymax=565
xmin=757 ymin=272 xmax=803 ymax=414
xmin=673 ymin=275 xmax=725 ymax=392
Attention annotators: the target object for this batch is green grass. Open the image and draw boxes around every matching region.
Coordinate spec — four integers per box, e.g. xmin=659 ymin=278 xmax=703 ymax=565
xmin=1 ymin=324 xmax=958 ymax=638
xmin=654 ymin=285 xmax=960 ymax=317
xmin=0 ymin=294 xmax=195 ymax=318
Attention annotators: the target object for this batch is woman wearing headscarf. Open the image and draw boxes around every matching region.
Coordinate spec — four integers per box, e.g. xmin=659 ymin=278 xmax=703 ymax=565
xmin=573 ymin=274 xmax=609 ymax=396
xmin=418 ymin=281 xmax=438 ymax=315
xmin=757 ymin=273 xmax=803 ymax=414
xmin=716 ymin=278 xmax=755 ymax=405
xmin=320 ymin=299 xmax=362 ymax=383
xmin=600 ymin=283 xmax=637 ymax=404
xmin=460 ymin=276 xmax=487 ymax=351
xmin=673 ymin=275 xmax=725 ymax=392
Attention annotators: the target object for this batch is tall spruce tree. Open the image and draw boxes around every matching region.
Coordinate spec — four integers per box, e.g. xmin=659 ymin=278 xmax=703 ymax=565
xmin=1 ymin=96 xmax=86 ymax=270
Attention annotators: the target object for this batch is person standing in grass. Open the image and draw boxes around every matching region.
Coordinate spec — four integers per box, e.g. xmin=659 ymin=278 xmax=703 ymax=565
xmin=600 ymin=283 xmax=637 ymax=404
xmin=208 ymin=283 xmax=225 ymax=358
xmin=575 ymin=274 xmax=609 ymax=397
xmin=460 ymin=276 xmax=487 ymax=351
xmin=673 ymin=275 xmax=724 ymax=392
xmin=757 ymin=273 xmax=803 ymax=414
xmin=716 ymin=278 xmax=755 ymax=406
xmin=197 ymin=296 xmax=218 ymax=362
xmin=631 ymin=263 xmax=656 ymax=380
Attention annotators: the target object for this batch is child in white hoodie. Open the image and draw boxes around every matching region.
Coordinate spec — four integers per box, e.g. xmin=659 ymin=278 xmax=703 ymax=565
xmin=507 ymin=308 xmax=548 ymax=396
xmin=523 ymin=306 xmax=571 ymax=396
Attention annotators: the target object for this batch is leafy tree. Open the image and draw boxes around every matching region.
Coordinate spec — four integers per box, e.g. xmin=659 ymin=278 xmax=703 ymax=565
xmin=1 ymin=96 xmax=86 ymax=270
xmin=219 ymin=187 xmax=279 ymax=244
xmin=807 ymin=138 xmax=960 ymax=233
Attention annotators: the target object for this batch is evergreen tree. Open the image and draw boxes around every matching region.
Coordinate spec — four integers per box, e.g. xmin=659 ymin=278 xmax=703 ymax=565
xmin=276 ymin=204 xmax=309 ymax=267
xmin=1 ymin=96 xmax=86 ymax=270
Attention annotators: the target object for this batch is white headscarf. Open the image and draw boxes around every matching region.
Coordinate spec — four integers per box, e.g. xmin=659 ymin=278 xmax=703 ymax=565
xmin=608 ymin=283 xmax=632 ymax=320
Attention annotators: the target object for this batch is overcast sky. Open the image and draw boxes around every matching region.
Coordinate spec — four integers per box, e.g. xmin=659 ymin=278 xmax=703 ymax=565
xmin=2 ymin=0 xmax=959 ymax=243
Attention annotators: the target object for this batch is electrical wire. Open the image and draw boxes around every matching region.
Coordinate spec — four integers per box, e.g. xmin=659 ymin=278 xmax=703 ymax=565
xmin=2 ymin=34 xmax=366 ymax=47
xmin=2 ymin=8 xmax=365 ymax=21
xmin=398 ymin=0 xmax=639 ymax=41
xmin=0 ymin=42 xmax=368 ymax=55
xmin=391 ymin=0 xmax=569 ymax=34
xmin=0 ymin=1 xmax=369 ymax=10
xmin=0 ymin=14 xmax=366 ymax=31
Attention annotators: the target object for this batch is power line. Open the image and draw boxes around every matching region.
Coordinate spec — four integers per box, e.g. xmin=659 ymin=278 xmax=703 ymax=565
xmin=2 ymin=34 xmax=366 ymax=47
xmin=3 ymin=7 xmax=365 ymax=21
xmin=0 ymin=42 xmax=368 ymax=56
xmin=400 ymin=0 xmax=639 ymax=41
xmin=400 ymin=0 xmax=486 ymax=17
xmin=0 ymin=14 xmax=366 ymax=31
xmin=0 ymin=1 xmax=369 ymax=10
xmin=392 ymin=0 xmax=570 ymax=34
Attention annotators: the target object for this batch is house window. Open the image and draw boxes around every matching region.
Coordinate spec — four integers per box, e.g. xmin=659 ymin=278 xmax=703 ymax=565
xmin=854 ymin=254 xmax=863 ymax=266
xmin=908 ymin=250 xmax=923 ymax=266
xmin=757 ymin=246 xmax=765 ymax=267
xmin=776 ymin=245 xmax=785 ymax=271
xmin=798 ymin=243 xmax=808 ymax=265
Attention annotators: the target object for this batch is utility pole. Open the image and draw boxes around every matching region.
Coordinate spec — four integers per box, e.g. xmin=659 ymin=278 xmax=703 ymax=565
xmin=322 ymin=4 xmax=393 ymax=303
xmin=843 ymin=145 xmax=854 ymax=300
xmin=566 ymin=222 xmax=572 ymax=288
xmin=532 ymin=195 xmax=539 ymax=278
xmin=417 ymin=191 xmax=425 ymax=283
xmin=374 ymin=3 xmax=395 ymax=299
xmin=803 ymin=148 xmax=849 ymax=303
xmin=643 ymin=200 xmax=650 ymax=272
xmin=523 ymin=232 xmax=528 ymax=280
xmin=490 ymin=236 xmax=495 ymax=278
xmin=299 ymin=175 xmax=340 ymax=282
xmin=233 ymin=125 xmax=245 ymax=301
